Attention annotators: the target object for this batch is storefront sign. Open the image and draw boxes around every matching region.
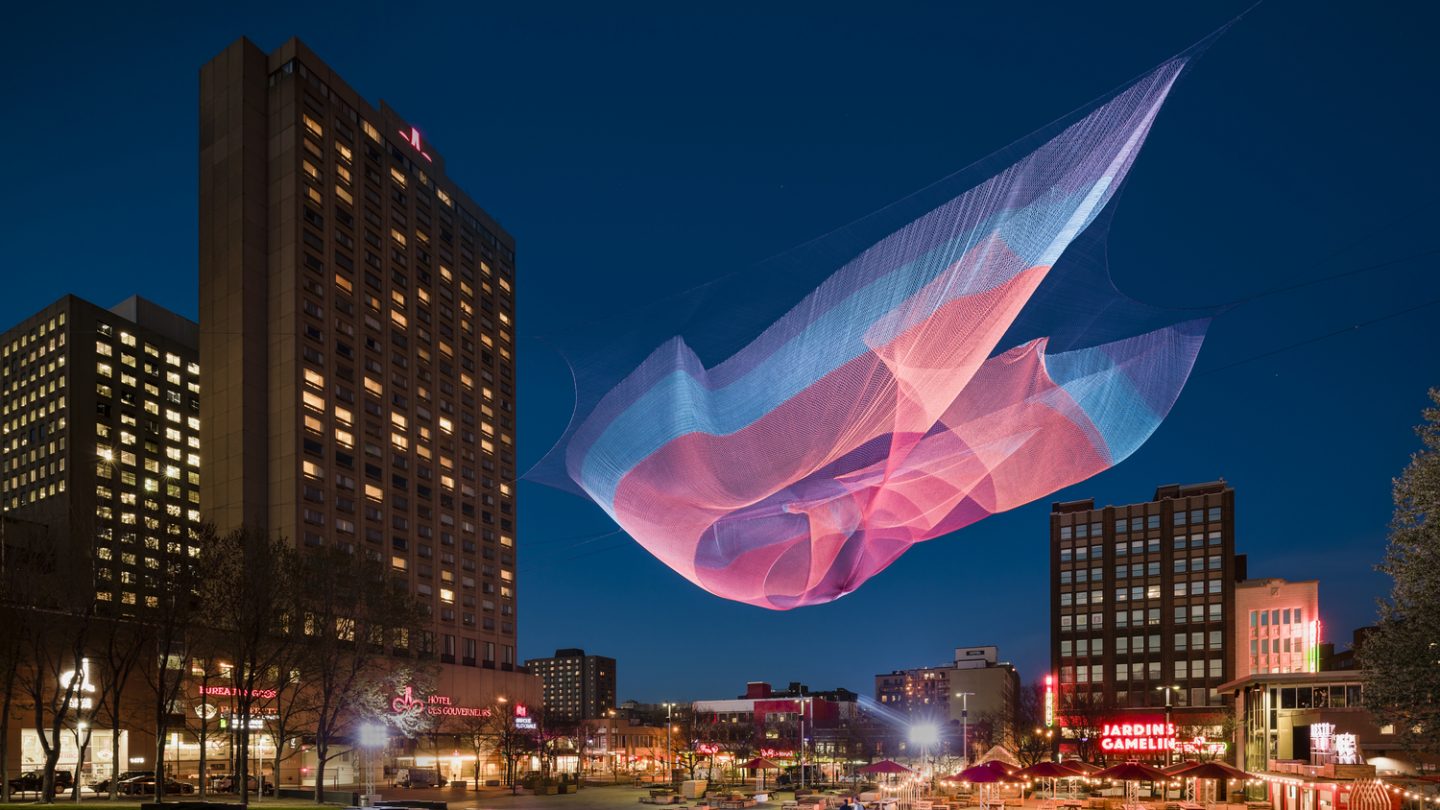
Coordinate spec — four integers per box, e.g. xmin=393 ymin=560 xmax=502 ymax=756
xmin=391 ymin=685 xmax=494 ymax=719
xmin=513 ymin=703 xmax=536 ymax=730
xmin=59 ymin=659 xmax=97 ymax=711
xmin=1098 ymin=721 xmax=1226 ymax=755
xmin=1335 ymin=733 xmax=1359 ymax=764
xmin=1312 ymin=722 xmax=1335 ymax=752
xmin=1044 ymin=675 xmax=1055 ymax=728
xmin=199 ymin=685 xmax=278 ymax=700
xmin=1100 ymin=722 xmax=1177 ymax=752
xmin=696 ymin=743 xmax=721 ymax=755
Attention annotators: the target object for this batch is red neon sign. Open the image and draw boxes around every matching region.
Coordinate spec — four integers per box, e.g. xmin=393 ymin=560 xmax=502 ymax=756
xmin=390 ymin=685 xmax=493 ymax=718
xmin=1044 ymin=675 xmax=1054 ymax=728
xmin=199 ymin=685 xmax=278 ymax=700
xmin=399 ymin=126 xmax=433 ymax=162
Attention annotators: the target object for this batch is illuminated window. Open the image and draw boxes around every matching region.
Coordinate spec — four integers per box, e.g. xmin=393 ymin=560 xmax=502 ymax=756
xmin=336 ymin=142 xmax=353 ymax=163
xmin=363 ymin=377 xmax=382 ymax=396
xmin=335 ymin=185 xmax=354 ymax=205
xmin=335 ymin=405 xmax=353 ymax=425
xmin=302 ymin=460 xmax=324 ymax=480
xmin=365 ymin=484 xmax=383 ymax=502
xmin=304 ymin=368 xmax=325 ymax=389
xmin=390 ymin=167 xmax=407 ymax=187
xmin=335 ymin=428 xmax=354 ymax=449
xmin=303 ymin=114 xmax=324 ymax=138
xmin=391 ymin=555 xmax=407 ymax=572
xmin=302 ymin=390 xmax=326 ymax=412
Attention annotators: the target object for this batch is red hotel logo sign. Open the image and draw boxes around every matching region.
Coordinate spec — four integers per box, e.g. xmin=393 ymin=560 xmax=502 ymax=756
xmin=391 ymin=686 xmax=493 ymax=719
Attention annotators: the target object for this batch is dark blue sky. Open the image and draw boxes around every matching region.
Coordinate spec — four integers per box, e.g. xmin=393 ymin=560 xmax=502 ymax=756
xmin=3 ymin=2 xmax=1437 ymax=703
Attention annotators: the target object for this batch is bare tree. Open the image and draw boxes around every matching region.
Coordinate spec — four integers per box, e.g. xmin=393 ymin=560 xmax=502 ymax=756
xmin=1056 ymin=688 xmax=1110 ymax=764
xmin=13 ymin=522 xmax=94 ymax=803
xmin=93 ymin=616 xmax=149 ymax=799
xmin=0 ymin=517 xmax=50 ymax=803
xmin=139 ymin=536 xmax=201 ymax=802
xmin=297 ymin=546 xmax=427 ymax=803
xmin=197 ymin=524 xmax=298 ymax=809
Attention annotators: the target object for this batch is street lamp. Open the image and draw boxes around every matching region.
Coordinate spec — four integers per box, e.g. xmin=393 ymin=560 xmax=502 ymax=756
xmin=1155 ymin=685 xmax=1181 ymax=765
xmin=954 ymin=692 xmax=975 ymax=765
xmin=909 ymin=723 xmax=940 ymax=788
xmin=663 ymin=703 xmax=675 ymax=784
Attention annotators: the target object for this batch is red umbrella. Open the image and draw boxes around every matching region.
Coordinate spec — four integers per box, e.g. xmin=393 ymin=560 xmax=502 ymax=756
xmin=1164 ymin=760 xmax=1203 ymax=776
xmin=858 ymin=760 xmax=914 ymax=775
xmin=958 ymin=760 xmax=1021 ymax=783
xmin=1018 ymin=761 xmax=1082 ymax=798
xmin=1095 ymin=762 xmax=1169 ymax=782
xmin=1169 ymin=761 xmax=1248 ymax=781
xmin=1063 ymin=760 xmax=1102 ymax=776
xmin=1018 ymin=762 xmax=1081 ymax=778
xmin=1168 ymin=760 xmax=1249 ymax=802
xmin=742 ymin=757 xmax=782 ymax=792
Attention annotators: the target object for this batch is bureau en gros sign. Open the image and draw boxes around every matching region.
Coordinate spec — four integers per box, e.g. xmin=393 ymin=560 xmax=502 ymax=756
xmin=1099 ymin=721 xmax=1227 ymax=755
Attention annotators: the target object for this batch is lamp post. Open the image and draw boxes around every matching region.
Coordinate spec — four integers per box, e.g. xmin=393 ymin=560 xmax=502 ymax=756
xmin=1155 ymin=685 xmax=1180 ymax=766
xmin=954 ymin=692 xmax=975 ymax=765
xmin=663 ymin=703 xmax=675 ymax=785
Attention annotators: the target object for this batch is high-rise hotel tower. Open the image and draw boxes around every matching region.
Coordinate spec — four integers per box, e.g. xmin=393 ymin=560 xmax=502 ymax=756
xmin=199 ymin=37 xmax=533 ymax=704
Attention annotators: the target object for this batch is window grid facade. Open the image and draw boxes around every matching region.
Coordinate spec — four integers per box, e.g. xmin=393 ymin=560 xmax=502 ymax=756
xmin=1049 ymin=482 xmax=1237 ymax=717
xmin=200 ymin=38 xmax=518 ymax=675
xmin=1 ymin=295 xmax=200 ymax=614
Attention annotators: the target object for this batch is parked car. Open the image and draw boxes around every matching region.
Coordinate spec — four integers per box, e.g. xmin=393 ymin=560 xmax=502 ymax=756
xmin=118 ymin=774 xmax=194 ymax=795
xmin=396 ymin=767 xmax=443 ymax=788
xmin=93 ymin=770 xmax=153 ymax=794
xmin=209 ymin=774 xmax=274 ymax=795
xmin=8 ymin=770 xmax=74 ymax=793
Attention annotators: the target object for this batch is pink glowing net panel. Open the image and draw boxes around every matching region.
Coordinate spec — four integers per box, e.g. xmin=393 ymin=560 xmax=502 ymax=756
xmin=558 ymin=56 xmax=1207 ymax=609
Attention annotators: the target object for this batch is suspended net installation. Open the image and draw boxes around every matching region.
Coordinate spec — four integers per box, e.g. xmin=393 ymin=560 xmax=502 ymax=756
xmin=541 ymin=54 xmax=1212 ymax=610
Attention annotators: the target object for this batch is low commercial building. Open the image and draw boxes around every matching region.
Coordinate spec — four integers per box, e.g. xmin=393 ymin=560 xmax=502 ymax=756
xmin=1217 ymin=669 xmax=1425 ymax=810
xmin=1234 ymin=578 xmax=1321 ymax=676
xmin=875 ymin=645 xmax=1021 ymax=746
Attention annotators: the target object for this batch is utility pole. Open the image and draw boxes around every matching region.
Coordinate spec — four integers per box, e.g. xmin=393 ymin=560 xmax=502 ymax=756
xmin=954 ymin=692 xmax=975 ymax=765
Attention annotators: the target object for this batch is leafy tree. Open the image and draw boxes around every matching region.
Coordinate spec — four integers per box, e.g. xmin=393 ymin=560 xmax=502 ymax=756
xmin=1359 ymin=388 xmax=1440 ymax=757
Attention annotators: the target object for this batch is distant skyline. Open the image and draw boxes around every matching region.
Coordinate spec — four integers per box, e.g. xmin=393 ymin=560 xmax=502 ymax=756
xmin=2 ymin=1 xmax=1437 ymax=703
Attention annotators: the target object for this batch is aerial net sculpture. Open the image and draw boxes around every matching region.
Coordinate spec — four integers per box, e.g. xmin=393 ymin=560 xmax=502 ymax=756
xmin=535 ymin=52 xmax=1213 ymax=609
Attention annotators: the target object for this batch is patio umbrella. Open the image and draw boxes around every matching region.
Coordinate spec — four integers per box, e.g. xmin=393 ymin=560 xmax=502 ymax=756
xmin=958 ymin=759 xmax=1021 ymax=810
xmin=1095 ymin=761 xmax=1169 ymax=805
xmin=858 ymin=760 xmax=914 ymax=775
xmin=742 ymin=757 xmax=781 ymax=792
xmin=1018 ymin=761 xmax=1081 ymax=799
xmin=1168 ymin=761 xmax=1249 ymax=803
xmin=959 ymin=760 xmax=1018 ymax=782
xmin=1063 ymin=760 xmax=1102 ymax=776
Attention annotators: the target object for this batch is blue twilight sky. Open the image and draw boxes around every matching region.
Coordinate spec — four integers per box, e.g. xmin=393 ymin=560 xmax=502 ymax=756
xmin=2 ymin=1 xmax=1438 ymax=703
